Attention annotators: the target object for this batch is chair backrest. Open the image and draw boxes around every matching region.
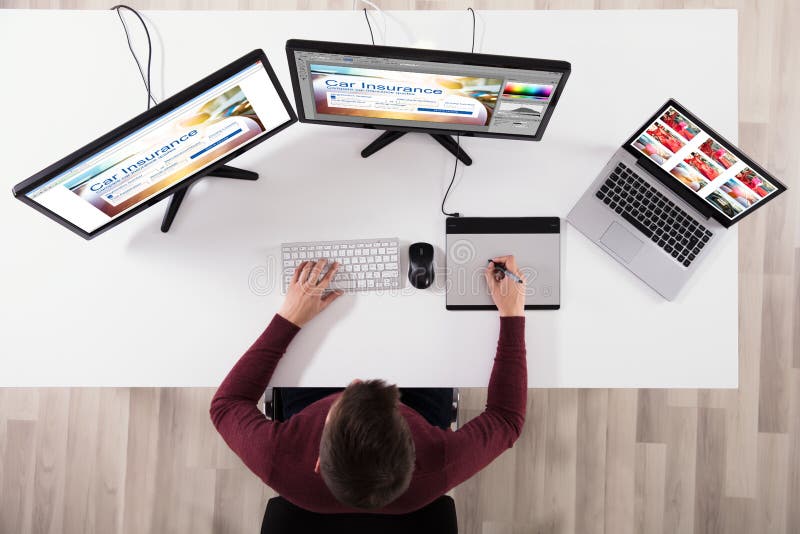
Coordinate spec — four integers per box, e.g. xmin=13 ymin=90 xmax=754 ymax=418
xmin=260 ymin=495 xmax=458 ymax=534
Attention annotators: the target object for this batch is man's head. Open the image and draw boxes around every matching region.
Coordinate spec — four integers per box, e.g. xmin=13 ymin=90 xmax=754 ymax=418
xmin=317 ymin=379 xmax=415 ymax=510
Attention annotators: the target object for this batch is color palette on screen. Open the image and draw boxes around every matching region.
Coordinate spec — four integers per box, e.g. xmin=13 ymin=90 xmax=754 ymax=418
xmin=502 ymin=82 xmax=553 ymax=99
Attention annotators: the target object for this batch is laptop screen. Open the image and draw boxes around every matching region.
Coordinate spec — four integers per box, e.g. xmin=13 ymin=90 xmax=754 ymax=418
xmin=629 ymin=105 xmax=781 ymax=222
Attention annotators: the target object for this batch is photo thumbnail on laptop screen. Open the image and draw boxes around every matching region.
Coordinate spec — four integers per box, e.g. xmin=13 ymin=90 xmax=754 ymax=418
xmin=25 ymin=61 xmax=291 ymax=233
xmin=630 ymin=106 xmax=780 ymax=220
xmin=292 ymin=51 xmax=564 ymax=137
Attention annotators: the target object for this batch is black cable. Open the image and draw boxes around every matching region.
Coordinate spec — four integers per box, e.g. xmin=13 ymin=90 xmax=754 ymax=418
xmin=441 ymin=8 xmax=476 ymax=218
xmin=468 ymin=7 xmax=475 ymax=53
xmin=364 ymin=8 xmax=375 ymax=45
xmin=111 ymin=4 xmax=157 ymax=110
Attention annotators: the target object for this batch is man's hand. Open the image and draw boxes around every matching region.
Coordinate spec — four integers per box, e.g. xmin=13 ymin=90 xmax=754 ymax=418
xmin=278 ymin=259 xmax=343 ymax=327
xmin=486 ymin=255 xmax=526 ymax=317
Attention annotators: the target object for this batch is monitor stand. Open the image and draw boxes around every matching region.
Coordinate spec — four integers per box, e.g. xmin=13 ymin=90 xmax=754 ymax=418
xmin=160 ymin=164 xmax=258 ymax=233
xmin=360 ymin=130 xmax=473 ymax=166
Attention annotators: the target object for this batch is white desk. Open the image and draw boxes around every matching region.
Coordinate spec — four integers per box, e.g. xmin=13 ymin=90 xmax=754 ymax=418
xmin=0 ymin=9 xmax=738 ymax=387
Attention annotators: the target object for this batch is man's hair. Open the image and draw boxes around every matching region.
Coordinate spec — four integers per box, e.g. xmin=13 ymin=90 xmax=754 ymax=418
xmin=319 ymin=379 xmax=416 ymax=510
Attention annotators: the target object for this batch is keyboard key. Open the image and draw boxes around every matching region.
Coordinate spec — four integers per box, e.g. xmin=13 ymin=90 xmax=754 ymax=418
xmin=621 ymin=211 xmax=653 ymax=238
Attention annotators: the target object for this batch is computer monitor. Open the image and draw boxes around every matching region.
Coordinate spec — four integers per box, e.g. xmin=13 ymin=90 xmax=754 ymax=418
xmin=12 ymin=49 xmax=297 ymax=239
xmin=286 ymin=39 xmax=570 ymax=164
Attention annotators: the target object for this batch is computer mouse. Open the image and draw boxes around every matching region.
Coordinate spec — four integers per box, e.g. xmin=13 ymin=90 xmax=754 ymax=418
xmin=408 ymin=242 xmax=435 ymax=289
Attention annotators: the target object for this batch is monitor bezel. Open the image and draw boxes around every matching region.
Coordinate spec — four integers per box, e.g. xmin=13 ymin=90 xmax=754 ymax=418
xmin=285 ymin=39 xmax=571 ymax=142
xmin=622 ymin=98 xmax=787 ymax=229
xmin=12 ymin=48 xmax=297 ymax=240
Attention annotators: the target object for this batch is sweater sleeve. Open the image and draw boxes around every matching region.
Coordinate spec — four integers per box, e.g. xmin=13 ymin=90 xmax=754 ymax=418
xmin=209 ymin=313 xmax=300 ymax=482
xmin=442 ymin=316 xmax=527 ymax=489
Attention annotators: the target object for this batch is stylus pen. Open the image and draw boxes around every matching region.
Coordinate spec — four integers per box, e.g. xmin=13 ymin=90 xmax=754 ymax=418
xmin=488 ymin=260 xmax=524 ymax=284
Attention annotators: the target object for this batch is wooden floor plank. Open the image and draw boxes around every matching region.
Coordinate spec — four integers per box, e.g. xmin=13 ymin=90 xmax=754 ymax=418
xmin=0 ymin=420 xmax=37 ymax=534
xmin=694 ymin=408 xmax=726 ymax=534
xmin=758 ymin=275 xmax=794 ymax=433
xmin=541 ymin=390 xmax=578 ymax=534
xmin=793 ymin=250 xmax=800 ymax=369
xmin=722 ymin=496 xmax=756 ymax=534
xmin=31 ymin=389 xmax=70 ymax=534
xmin=603 ymin=389 xmax=637 ymax=534
xmin=212 ymin=468 xmax=274 ymax=534
xmin=122 ymin=388 xmax=160 ymax=534
xmin=574 ymin=389 xmax=608 ymax=534
xmin=783 ymin=369 xmax=800 ymax=534
xmin=93 ymin=389 xmax=130 ymax=534
xmin=62 ymin=389 xmax=101 ymax=534
xmin=666 ymin=389 xmax=698 ymax=408
xmin=662 ymin=406 xmax=697 ymax=534
xmin=512 ymin=390 xmax=548 ymax=531
xmin=756 ymin=432 xmax=789 ymax=534
xmin=634 ymin=442 xmax=666 ymax=534
xmin=636 ymin=389 xmax=668 ymax=444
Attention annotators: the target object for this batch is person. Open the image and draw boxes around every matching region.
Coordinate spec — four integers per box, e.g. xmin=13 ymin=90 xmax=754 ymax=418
xmin=210 ymin=255 xmax=528 ymax=514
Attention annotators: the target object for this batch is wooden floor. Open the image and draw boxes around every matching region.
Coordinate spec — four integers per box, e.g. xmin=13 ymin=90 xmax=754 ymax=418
xmin=1 ymin=1 xmax=798 ymax=533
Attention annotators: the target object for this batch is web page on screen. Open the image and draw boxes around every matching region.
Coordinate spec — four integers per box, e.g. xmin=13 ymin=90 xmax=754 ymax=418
xmin=27 ymin=61 xmax=290 ymax=233
xmin=293 ymin=51 xmax=563 ymax=137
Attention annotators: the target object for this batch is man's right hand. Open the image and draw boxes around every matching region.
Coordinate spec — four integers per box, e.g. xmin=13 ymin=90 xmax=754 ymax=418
xmin=486 ymin=255 xmax=526 ymax=317
xmin=278 ymin=259 xmax=343 ymax=327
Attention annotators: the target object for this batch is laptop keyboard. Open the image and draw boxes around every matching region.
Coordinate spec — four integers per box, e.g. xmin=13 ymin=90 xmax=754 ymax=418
xmin=595 ymin=163 xmax=713 ymax=268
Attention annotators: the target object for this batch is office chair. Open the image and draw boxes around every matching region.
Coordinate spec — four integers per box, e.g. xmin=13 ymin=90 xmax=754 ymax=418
xmin=260 ymin=494 xmax=458 ymax=534
xmin=260 ymin=387 xmax=460 ymax=533
xmin=264 ymin=387 xmax=460 ymax=428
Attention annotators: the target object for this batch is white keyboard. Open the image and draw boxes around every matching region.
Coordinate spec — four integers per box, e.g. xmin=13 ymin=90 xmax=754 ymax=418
xmin=281 ymin=237 xmax=401 ymax=292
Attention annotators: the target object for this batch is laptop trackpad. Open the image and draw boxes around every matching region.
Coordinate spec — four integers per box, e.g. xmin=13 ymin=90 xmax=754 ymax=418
xmin=600 ymin=222 xmax=643 ymax=263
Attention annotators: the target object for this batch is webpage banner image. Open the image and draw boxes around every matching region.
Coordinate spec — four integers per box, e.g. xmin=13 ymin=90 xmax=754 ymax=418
xmin=310 ymin=64 xmax=503 ymax=126
xmin=65 ymin=86 xmax=265 ymax=217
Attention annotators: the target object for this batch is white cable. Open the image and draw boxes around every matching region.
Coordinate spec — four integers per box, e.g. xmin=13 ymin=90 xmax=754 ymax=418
xmin=353 ymin=0 xmax=387 ymax=44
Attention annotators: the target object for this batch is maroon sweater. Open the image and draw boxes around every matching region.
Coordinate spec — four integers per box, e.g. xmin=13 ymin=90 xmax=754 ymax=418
xmin=210 ymin=314 xmax=527 ymax=514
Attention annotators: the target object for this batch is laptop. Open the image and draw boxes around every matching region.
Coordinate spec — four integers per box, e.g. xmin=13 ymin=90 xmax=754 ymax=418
xmin=567 ymin=99 xmax=787 ymax=300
